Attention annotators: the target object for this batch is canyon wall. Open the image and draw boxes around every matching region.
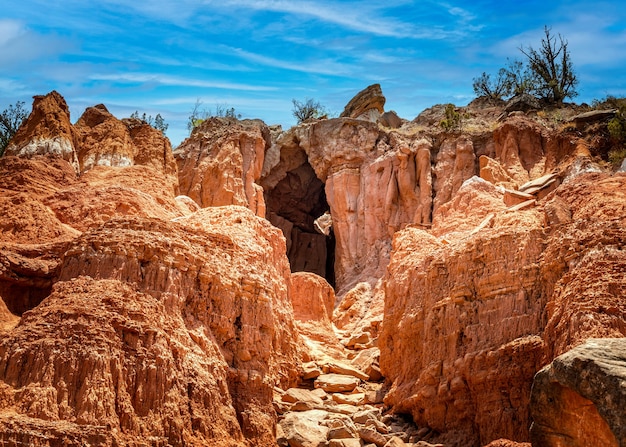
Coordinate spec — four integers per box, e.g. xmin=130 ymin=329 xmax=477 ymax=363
xmin=263 ymin=92 xmax=625 ymax=446
xmin=378 ymin=170 xmax=626 ymax=447
xmin=0 ymin=92 xmax=301 ymax=446
xmin=2 ymin=89 xmax=625 ymax=447
xmin=174 ymin=117 xmax=270 ymax=217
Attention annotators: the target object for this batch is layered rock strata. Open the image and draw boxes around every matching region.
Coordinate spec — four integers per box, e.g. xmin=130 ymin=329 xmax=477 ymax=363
xmin=3 ymin=88 xmax=626 ymax=447
xmin=0 ymin=94 xmax=302 ymax=446
xmin=75 ymin=104 xmax=179 ymax=192
xmin=4 ymin=91 xmax=77 ymax=168
xmin=6 ymin=92 xmax=179 ymax=194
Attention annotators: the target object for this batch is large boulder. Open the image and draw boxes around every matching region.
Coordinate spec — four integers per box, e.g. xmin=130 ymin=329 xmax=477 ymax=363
xmin=530 ymin=338 xmax=626 ymax=447
xmin=290 ymin=272 xmax=345 ymax=361
xmin=380 ymin=220 xmax=547 ymax=446
xmin=504 ymin=94 xmax=541 ymax=113
xmin=340 ymin=83 xmax=386 ymax=122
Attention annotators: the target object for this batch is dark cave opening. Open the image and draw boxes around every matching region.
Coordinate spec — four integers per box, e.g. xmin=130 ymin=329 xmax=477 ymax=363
xmin=0 ymin=282 xmax=51 ymax=316
xmin=264 ymin=160 xmax=336 ymax=288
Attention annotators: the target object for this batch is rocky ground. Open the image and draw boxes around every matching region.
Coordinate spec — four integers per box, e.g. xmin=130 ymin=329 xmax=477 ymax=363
xmin=0 ymin=86 xmax=625 ymax=446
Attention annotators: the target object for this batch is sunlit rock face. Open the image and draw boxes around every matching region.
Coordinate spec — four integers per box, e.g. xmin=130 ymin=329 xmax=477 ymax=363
xmin=174 ymin=117 xmax=269 ymax=216
xmin=4 ymin=91 xmax=78 ymax=169
xmin=0 ymin=92 xmax=301 ymax=446
xmin=3 ymin=88 xmax=626 ymax=447
xmin=74 ymin=104 xmax=179 ymax=193
xmin=379 ymin=172 xmax=626 ymax=446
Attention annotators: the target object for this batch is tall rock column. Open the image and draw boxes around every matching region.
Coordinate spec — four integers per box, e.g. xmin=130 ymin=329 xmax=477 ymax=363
xmin=302 ymin=118 xmax=378 ymax=292
xmin=4 ymin=91 xmax=79 ymax=170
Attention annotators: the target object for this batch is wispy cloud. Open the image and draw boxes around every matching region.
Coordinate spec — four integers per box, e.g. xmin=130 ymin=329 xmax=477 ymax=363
xmin=206 ymin=0 xmax=416 ymax=38
xmin=88 ymin=73 xmax=278 ymax=91
xmin=493 ymin=13 xmax=626 ymax=67
xmin=0 ymin=19 xmax=24 ymax=46
xmin=96 ymin=0 xmax=477 ymax=40
xmin=227 ymin=47 xmax=354 ymax=76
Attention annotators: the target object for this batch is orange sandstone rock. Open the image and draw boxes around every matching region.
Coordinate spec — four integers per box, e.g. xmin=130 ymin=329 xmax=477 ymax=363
xmin=74 ymin=105 xmax=179 ymax=193
xmin=44 ymin=165 xmax=184 ymax=232
xmin=379 ymin=173 xmax=626 ymax=446
xmin=174 ymin=117 xmax=269 ymax=216
xmin=4 ymin=91 xmax=78 ymax=169
xmin=0 ymin=276 xmax=248 ymax=446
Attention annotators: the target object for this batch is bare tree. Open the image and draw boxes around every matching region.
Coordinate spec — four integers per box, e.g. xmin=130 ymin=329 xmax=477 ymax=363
xmin=520 ymin=26 xmax=578 ymax=104
xmin=187 ymin=98 xmax=207 ymax=133
xmin=292 ymin=98 xmax=326 ymax=123
xmin=187 ymin=99 xmax=241 ymax=134
xmin=472 ymin=68 xmax=511 ymax=101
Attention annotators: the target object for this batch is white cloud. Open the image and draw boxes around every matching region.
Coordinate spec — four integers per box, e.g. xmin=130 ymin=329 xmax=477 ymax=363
xmin=210 ymin=0 xmax=417 ymax=37
xmin=0 ymin=19 xmax=71 ymax=70
xmin=0 ymin=19 xmax=24 ymax=46
xmin=493 ymin=14 xmax=626 ymax=68
xmin=96 ymin=0 xmax=476 ymax=40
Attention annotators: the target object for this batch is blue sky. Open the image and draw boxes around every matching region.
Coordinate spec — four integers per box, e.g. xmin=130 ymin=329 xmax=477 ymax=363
xmin=2 ymin=1 xmax=625 ymax=146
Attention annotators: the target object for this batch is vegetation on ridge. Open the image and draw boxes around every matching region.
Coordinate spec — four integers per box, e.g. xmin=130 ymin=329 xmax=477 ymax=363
xmin=292 ymin=98 xmax=327 ymax=123
xmin=593 ymin=96 xmax=626 ymax=166
xmin=187 ymin=99 xmax=241 ymax=134
xmin=129 ymin=111 xmax=169 ymax=134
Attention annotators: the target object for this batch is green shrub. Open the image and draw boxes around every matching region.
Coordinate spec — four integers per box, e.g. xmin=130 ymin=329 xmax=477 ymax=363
xmin=130 ymin=111 xmax=169 ymax=134
xmin=597 ymin=96 xmax=626 ymax=166
xmin=439 ymin=104 xmax=466 ymax=131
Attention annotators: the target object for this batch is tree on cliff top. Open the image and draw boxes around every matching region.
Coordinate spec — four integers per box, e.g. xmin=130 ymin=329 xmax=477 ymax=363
xmin=520 ymin=26 xmax=578 ymax=104
xmin=292 ymin=98 xmax=327 ymax=123
xmin=130 ymin=111 xmax=169 ymax=134
xmin=0 ymin=101 xmax=28 ymax=157
xmin=473 ymin=26 xmax=578 ymax=105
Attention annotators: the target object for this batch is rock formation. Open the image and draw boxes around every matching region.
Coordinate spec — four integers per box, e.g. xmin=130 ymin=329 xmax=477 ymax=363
xmin=4 ymin=91 xmax=78 ymax=169
xmin=340 ymin=83 xmax=386 ymax=122
xmin=1 ymin=88 xmax=626 ymax=447
xmin=75 ymin=104 xmax=179 ymax=193
xmin=379 ymin=171 xmax=626 ymax=446
xmin=0 ymin=93 xmax=301 ymax=446
xmin=5 ymin=93 xmax=179 ymax=194
xmin=263 ymin=118 xmax=435 ymax=295
xmin=530 ymin=338 xmax=626 ymax=447
xmin=174 ymin=117 xmax=269 ymax=216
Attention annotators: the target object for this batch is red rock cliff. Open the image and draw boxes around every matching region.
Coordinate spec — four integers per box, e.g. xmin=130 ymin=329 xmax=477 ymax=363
xmin=0 ymin=93 xmax=301 ymax=446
